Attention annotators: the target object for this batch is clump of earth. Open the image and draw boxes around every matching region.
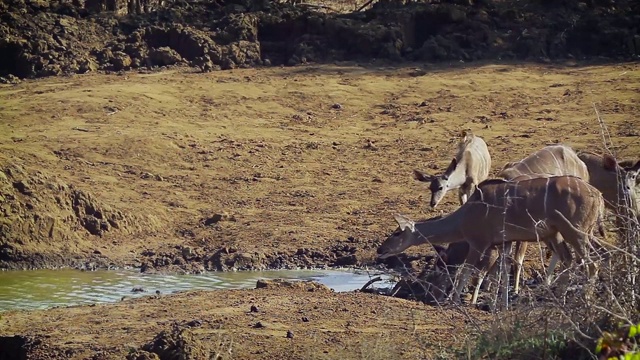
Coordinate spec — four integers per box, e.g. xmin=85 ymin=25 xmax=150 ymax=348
xmin=1 ymin=0 xmax=639 ymax=80
xmin=0 ymin=158 xmax=164 ymax=269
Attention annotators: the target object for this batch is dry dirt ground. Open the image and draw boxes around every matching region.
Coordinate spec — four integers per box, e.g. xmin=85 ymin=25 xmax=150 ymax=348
xmin=0 ymin=61 xmax=639 ymax=358
xmin=1 ymin=60 xmax=639 ymax=273
xmin=0 ymin=280 xmax=492 ymax=359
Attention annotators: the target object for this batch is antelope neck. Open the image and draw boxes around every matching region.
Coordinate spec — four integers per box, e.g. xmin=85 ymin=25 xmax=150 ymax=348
xmin=412 ymin=210 xmax=466 ymax=246
xmin=444 ymin=161 xmax=467 ymax=188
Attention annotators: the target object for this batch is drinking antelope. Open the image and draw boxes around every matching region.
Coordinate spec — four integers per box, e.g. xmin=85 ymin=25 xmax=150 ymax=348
xmin=378 ymin=175 xmax=606 ymax=310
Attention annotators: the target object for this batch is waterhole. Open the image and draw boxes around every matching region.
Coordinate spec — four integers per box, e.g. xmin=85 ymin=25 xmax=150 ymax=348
xmin=0 ymin=268 xmax=393 ymax=312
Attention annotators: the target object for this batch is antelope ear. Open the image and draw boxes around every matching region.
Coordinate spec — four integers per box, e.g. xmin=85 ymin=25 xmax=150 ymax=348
xmin=393 ymin=213 xmax=415 ymax=232
xmin=502 ymin=161 xmax=517 ymax=171
xmin=413 ymin=169 xmax=434 ymax=182
xmin=603 ymin=154 xmax=618 ymax=171
xmin=629 ymin=160 xmax=640 ymax=185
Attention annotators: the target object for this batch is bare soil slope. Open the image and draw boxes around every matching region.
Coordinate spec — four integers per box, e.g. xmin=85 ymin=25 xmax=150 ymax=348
xmin=1 ymin=62 xmax=638 ymax=272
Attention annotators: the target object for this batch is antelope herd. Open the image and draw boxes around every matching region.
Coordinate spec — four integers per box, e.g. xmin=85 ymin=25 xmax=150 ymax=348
xmin=376 ymin=131 xmax=640 ymax=310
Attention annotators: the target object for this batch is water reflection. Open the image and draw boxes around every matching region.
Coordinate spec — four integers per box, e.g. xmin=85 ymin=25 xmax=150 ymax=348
xmin=0 ymin=268 xmax=393 ymax=312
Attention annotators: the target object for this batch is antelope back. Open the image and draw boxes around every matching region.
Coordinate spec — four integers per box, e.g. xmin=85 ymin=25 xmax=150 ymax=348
xmin=500 ymin=145 xmax=588 ymax=181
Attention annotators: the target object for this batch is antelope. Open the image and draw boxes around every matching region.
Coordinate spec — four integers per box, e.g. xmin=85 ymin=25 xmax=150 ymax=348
xmin=378 ymin=175 xmax=606 ymax=310
xmin=413 ymin=130 xmax=491 ymax=208
xmin=434 ymin=145 xmax=590 ymax=299
xmin=577 ymin=152 xmax=640 ymax=231
xmin=619 ymin=158 xmax=640 ymax=214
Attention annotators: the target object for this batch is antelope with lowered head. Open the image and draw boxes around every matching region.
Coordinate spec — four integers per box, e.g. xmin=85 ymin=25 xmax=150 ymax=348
xmin=413 ymin=130 xmax=491 ymax=209
xmin=434 ymin=144 xmax=590 ymax=300
xmin=377 ymin=175 xmax=606 ymax=310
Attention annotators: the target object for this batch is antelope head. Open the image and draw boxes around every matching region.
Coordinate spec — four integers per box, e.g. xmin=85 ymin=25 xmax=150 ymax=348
xmin=603 ymin=155 xmax=640 ymax=215
xmin=621 ymin=159 xmax=640 ymax=186
xmin=413 ymin=158 xmax=458 ymax=208
xmin=377 ymin=214 xmax=417 ymax=259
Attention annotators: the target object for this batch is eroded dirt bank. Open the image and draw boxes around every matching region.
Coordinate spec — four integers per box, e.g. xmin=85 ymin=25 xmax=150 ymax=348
xmin=0 ymin=280 xmax=491 ymax=359
xmin=1 ymin=63 xmax=638 ymax=273
xmin=1 ymin=0 xmax=639 ymax=81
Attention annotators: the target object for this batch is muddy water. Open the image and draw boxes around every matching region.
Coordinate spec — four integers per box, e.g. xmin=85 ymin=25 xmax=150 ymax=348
xmin=0 ymin=268 xmax=393 ymax=312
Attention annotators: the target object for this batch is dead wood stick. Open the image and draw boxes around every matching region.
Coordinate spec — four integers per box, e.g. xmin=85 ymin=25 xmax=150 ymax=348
xmin=296 ymin=3 xmax=337 ymax=11
xmin=357 ymin=0 xmax=375 ymax=11
xmin=390 ymin=281 xmax=403 ymax=297
xmin=359 ymin=276 xmax=383 ymax=292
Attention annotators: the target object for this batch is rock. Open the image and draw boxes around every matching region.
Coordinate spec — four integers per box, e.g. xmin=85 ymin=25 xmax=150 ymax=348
xmin=0 ymin=75 xmax=21 ymax=84
xmin=203 ymin=213 xmax=235 ymax=225
xmin=192 ymin=55 xmax=215 ymax=72
xmin=255 ymin=279 xmax=331 ymax=293
xmin=334 ymin=254 xmax=358 ymax=266
xmin=331 ymin=103 xmax=342 ymax=110
xmin=142 ymin=326 xmax=209 ymax=359
xmin=111 ymin=51 xmax=132 ymax=71
xmin=286 ymin=330 xmax=294 ymax=339
xmin=250 ymin=305 xmax=259 ymax=312
xmin=253 ymin=322 xmax=265 ymax=328
xmin=126 ymin=350 xmax=160 ymax=360
xmin=181 ymin=246 xmax=193 ymax=259
xmin=132 ymin=286 xmax=145 ymax=293
xmin=78 ymin=59 xmax=98 ymax=74
xmin=148 ymin=47 xmax=183 ymax=67
xmin=185 ymin=319 xmax=202 ymax=327
xmin=12 ymin=180 xmax=33 ymax=195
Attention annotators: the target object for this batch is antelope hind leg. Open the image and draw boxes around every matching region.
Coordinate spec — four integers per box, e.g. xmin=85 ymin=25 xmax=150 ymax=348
xmin=512 ymin=241 xmax=527 ymax=294
xmin=499 ymin=242 xmax=513 ymax=311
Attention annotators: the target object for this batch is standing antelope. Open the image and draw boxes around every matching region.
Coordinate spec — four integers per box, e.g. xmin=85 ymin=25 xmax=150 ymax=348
xmin=619 ymin=158 xmax=640 ymax=214
xmin=434 ymin=145 xmax=589 ymax=300
xmin=378 ymin=175 xmax=606 ymax=310
xmin=413 ymin=130 xmax=491 ymax=208
xmin=578 ymin=152 xmax=640 ymax=229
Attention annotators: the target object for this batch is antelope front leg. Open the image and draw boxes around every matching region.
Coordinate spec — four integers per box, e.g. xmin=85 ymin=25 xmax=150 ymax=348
xmin=453 ymin=242 xmax=484 ymax=304
xmin=458 ymin=187 xmax=468 ymax=206
xmin=458 ymin=179 xmax=475 ymax=206
xmin=470 ymin=248 xmax=495 ymax=305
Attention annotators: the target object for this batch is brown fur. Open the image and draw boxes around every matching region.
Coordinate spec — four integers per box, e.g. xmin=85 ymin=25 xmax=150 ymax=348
xmin=438 ymin=145 xmax=589 ymax=296
xmin=378 ymin=175 xmax=606 ymax=309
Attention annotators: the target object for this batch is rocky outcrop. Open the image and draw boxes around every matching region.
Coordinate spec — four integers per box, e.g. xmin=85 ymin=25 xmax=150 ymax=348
xmin=1 ymin=0 xmax=639 ymax=79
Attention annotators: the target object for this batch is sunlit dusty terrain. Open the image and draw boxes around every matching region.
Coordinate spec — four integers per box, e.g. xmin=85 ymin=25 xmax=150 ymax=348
xmin=2 ymin=61 xmax=638 ymax=271
xmin=1 ymin=60 xmax=639 ymax=358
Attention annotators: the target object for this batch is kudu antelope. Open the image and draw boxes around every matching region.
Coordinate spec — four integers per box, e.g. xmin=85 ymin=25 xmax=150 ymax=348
xmin=578 ymin=152 xmax=640 ymax=230
xmin=378 ymin=175 xmax=606 ymax=310
xmin=434 ymin=145 xmax=589 ymax=300
xmin=413 ymin=130 xmax=491 ymax=208
xmin=619 ymin=158 xmax=640 ymax=213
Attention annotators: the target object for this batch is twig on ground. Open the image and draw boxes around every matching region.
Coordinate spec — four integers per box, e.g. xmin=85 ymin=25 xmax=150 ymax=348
xmin=360 ymin=276 xmax=383 ymax=292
